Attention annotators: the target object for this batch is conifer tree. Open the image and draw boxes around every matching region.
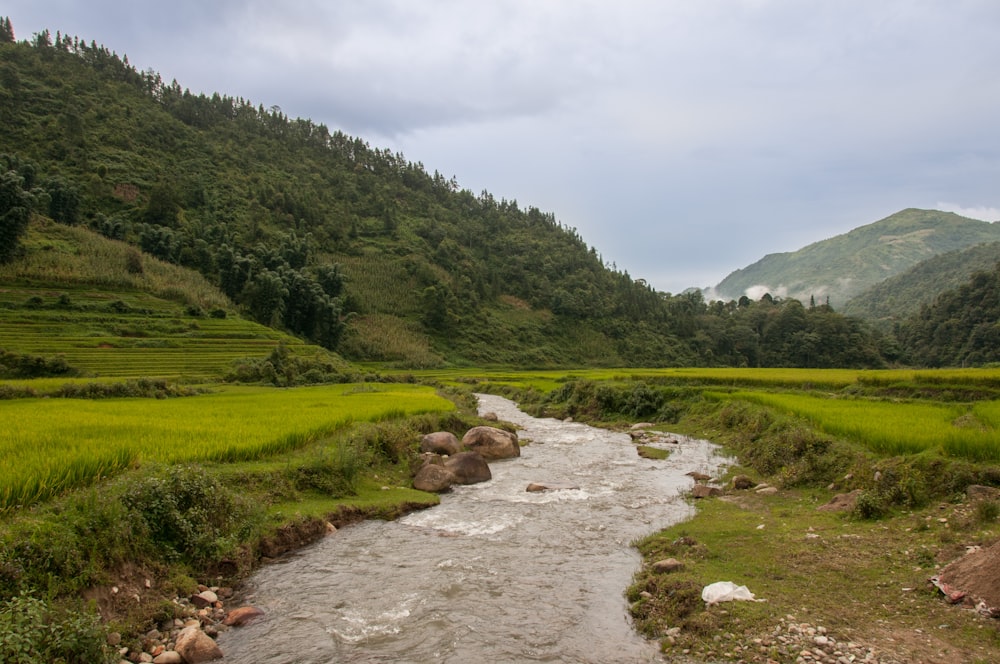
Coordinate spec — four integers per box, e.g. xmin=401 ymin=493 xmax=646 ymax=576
xmin=0 ymin=17 xmax=15 ymax=43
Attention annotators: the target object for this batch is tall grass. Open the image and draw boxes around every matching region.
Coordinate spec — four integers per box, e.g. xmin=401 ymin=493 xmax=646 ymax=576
xmin=0 ymin=384 xmax=454 ymax=510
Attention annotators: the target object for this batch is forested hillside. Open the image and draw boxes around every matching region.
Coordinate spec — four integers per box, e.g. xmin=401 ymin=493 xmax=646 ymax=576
xmin=0 ymin=23 xmax=889 ymax=369
xmin=714 ymin=209 xmax=1000 ymax=308
xmin=842 ymin=241 xmax=1000 ymax=327
xmin=897 ymin=262 xmax=1000 ymax=367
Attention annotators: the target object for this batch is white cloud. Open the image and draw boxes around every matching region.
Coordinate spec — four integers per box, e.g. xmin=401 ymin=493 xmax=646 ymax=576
xmin=935 ymin=203 xmax=1000 ymax=222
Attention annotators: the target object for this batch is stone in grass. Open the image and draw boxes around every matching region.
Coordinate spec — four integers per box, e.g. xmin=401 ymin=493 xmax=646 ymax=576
xmin=652 ymin=558 xmax=684 ymax=573
xmin=691 ymin=484 xmax=723 ymax=499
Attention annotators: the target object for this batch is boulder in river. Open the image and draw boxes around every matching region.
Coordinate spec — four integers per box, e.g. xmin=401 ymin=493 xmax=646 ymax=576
xmin=223 ymin=606 xmax=266 ymax=627
xmin=461 ymin=426 xmax=520 ymax=460
xmin=420 ymin=432 xmax=462 ymax=456
xmin=413 ymin=463 xmax=459 ymax=492
xmin=444 ymin=451 xmax=492 ymax=484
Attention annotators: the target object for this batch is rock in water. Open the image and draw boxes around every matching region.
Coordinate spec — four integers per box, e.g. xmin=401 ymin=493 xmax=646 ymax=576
xmin=444 ymin=451 xmax=492 ymax=484
xmin=413 ymin=464 xmax=458 ymax=492
xmin=175 ymin=626 xmax=223 ymax=662
xmin=461 ymin=426 xmax=520 ymax=460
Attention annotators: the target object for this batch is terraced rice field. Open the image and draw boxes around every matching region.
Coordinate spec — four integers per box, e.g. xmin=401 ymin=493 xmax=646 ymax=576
xmin=0 ymin=285 xmax=315 ymax=378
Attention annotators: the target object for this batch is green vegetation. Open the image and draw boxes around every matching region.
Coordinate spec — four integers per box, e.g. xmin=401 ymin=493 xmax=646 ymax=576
xmin=0 ymin=382 xmax=452 ymax=510
xmin=843 ymin=241 xmax=1000 ymax=327
xmin=718 ymin=391 xmax=1000 ymax=461
xmin=896 ymin=261 xmax=1000 ymax=368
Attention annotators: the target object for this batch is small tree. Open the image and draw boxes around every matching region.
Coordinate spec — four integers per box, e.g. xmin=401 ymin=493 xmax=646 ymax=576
xmin=0 ymin=170 xmax=32 ymax=263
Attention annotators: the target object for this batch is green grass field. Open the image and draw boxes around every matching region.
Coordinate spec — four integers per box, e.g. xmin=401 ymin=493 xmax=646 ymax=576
xmin=0 ymin=383 xmax=454 ymax=510
xmin=717 ymin=390 xmax=1000 ymax=461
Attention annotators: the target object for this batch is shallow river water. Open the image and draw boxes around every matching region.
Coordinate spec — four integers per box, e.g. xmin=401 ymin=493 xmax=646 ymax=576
xmin=218 ymin=394 xmax=724 ymax=663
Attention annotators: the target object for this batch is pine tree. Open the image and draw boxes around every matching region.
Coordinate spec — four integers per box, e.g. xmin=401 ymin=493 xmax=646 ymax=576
xmin=0 ymin=17 xmax=15 ymax=43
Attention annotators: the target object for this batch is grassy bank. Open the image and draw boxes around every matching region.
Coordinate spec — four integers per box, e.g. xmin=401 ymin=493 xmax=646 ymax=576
xmin=0 ymin=384 xmax=482 ymax=662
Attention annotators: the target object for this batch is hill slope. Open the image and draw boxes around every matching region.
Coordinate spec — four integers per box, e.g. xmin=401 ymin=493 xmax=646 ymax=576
xmin=0 ymin=218 xmax=343 ymax=380
xmin=0 ymin=27 xmax=890 ymax=370
xmin=842 ymin=241 xmax=1000 ymax=327
xmin=714 ymin=209 xmax=1000 ymax=308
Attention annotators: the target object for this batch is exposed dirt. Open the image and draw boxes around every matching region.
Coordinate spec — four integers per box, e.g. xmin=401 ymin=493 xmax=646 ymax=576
xmin=937 ymin=538 xmax=1000 ymax=614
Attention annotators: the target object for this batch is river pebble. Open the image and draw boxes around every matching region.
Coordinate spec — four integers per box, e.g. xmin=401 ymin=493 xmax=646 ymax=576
xmin=116 ymin=586 xmax=262 ymax=663
xmin=675 ymin=615 xmax=902 ymax=663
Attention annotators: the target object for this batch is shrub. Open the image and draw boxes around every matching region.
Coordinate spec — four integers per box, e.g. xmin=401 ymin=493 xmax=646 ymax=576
xmin=0 ymin=593 xmax=115 ymax=664
xmin=975 ymin=499 xmax=1000 ymax=524
xmin=852 ymin=491 xmax=887 ymax=520
xmin=121 ymin=465 xmax=257 ymax=563
xmin=290 ymin=443 xmax=370 ymax=497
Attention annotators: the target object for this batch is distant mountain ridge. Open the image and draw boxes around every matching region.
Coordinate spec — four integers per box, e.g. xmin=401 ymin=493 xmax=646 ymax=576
xmin=713 ymin=209 xmax=1000 ymax=308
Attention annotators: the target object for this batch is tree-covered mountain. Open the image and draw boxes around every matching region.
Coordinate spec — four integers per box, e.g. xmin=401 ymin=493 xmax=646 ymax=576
xmin=0 ymin=22 xmax=889 ymax=369
xmin=842 ymin=241 xmax=1000 ymax=328
xmin=896 ymin=262 xmax=1000 ymax=367
xmin=714 ymin=209 xmax=1000 ymax=309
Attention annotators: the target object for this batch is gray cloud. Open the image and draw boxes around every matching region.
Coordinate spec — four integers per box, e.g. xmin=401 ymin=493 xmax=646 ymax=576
xmin=6 ymin=0 xmax=1000 ymax=293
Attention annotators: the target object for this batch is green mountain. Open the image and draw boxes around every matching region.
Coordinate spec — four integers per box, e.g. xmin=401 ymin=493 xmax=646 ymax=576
xmin=714 ymin=209 xmax=1000 ymax=309
xmin=842 ymin=241 xmax=1000 ymax=327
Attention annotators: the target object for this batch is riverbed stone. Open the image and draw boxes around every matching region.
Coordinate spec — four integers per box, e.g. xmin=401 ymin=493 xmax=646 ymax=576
xmin=223 ymin=606 xmax=265 ymax=627
xmin=420 ymin=432 xmax=462 ymax=456
xmin=190 ymin=590 xmax=218 ymax=608
xmin=413 ymin=463 xmax=458 ymax=492
xmin=175 ymin=626 xmax=223 ymax=662
xmin=461 ymin=426 xmax=520 ymax=460
xmin=444 ymin=451 xmax=492 ymax=484
xmin=525 ymin=482 xmax=580 ymax=492
xmin=152 ymin=651 xmax=183 ymax=664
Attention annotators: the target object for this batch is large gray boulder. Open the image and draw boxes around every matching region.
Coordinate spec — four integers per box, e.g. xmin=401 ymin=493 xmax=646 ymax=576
xmin=444 ymin=451 xmax=492 ymax=485
xmin=461 ymin=426 xmax=520 ymax=460
xmin=420 ymin=431 xmax=462 ymax=456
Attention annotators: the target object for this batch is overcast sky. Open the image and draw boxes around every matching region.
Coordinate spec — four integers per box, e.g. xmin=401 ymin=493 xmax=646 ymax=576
xmin=7 ymin=1 xmax=1000 ymax=293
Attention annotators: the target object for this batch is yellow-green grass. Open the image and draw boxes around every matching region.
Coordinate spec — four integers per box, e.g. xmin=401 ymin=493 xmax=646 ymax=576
xmin=0 ymin=383 xmax=454 ymax=510
xmin=405 ymin=366 xmax=1000 ymax=394
xmin=718 ymin=390 xmax=1000 ymax=461
xmin=404 ymin=367 xmax=1000 ymax=393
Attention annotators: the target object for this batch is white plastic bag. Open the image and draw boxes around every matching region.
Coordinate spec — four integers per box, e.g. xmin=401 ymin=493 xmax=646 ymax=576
xmin=701 ymin=581 xmax=760 ymax=605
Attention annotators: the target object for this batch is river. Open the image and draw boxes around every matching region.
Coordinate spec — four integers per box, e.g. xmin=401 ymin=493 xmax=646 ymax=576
xmin=217 ymin=393 xmax=724 ymax=663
